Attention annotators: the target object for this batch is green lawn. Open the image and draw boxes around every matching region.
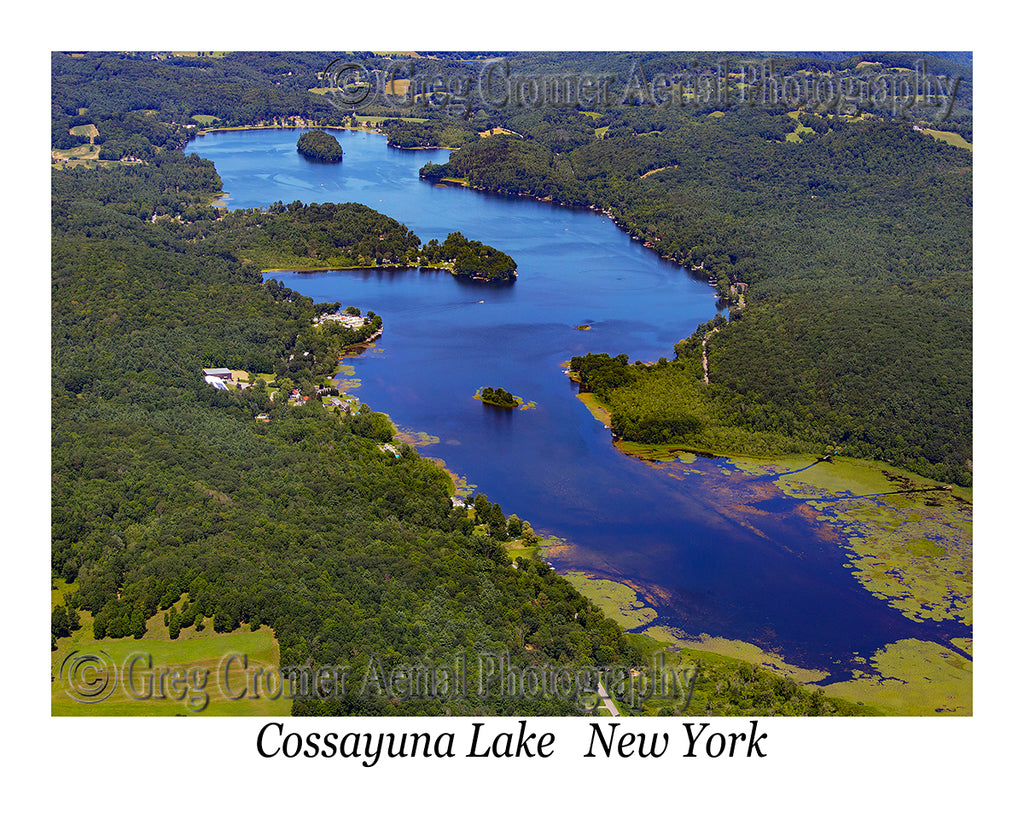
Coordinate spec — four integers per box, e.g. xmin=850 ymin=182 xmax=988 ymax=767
xmin=52 ymin=606 xmax=290 ymax=716
xmin=923 ymin=128 xmax=972 ymax=151
xmin=52 ymin=143 xmax=102 ymax=164
xmin=69 ymin=123 xmax=99 ymax=139
xmin=785 ymin=111 xmax=815 ymax=143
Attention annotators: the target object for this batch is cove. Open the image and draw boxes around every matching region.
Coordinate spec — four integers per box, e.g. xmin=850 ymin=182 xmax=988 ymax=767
xmin=185 ymin=128 xmax=970 ymax=680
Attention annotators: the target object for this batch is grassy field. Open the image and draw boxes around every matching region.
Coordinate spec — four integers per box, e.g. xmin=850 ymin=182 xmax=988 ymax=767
xmin=785 ymin=110 xmax=816 ymax=143
xmin=821 ymin=638 xmax=971 ymax=715
xmin=69 ymin=123 xmax=99 ymax=139
xmin=639 ymin=625 xmax=969 ymax=715
xmin=730 ymin=452 xmax=971 ymax=503
xmin=639 ymin=165 xmax=678 ymax=179
xmin=385 ymin=78 xmax=411 ymax=96
xmin=575 ymin=392 xmax=611 ymax=426
xmin=52 ymin=143 xmax=103 ymax=165
xmin=52 ymin=578 xmax=76 ymax=608
xmin=505 ymin=541 xmax=541 ymax=563
xmin=923 ymin=128 xmax=972 ymax=151
xmin=644 ymin=626 xmax=830 ymax=684
xmin=479 ymin=127 xmax=518 ymax=138
xmin=52 ymin=598 xmax=290 ymax=716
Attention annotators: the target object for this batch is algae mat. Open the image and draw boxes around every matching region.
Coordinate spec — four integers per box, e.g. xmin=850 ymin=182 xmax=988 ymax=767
xmin=562 ymin=572 xmax=658 ymax=631
xmin=822 ymin=638 xmax=971 ymax=715
xmin=738 ymin=456 xmax=973 ymax=629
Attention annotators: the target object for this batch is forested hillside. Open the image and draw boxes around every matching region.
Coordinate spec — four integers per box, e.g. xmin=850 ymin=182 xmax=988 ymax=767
xmin=417 ymin=74 xmax=972 ymax=484
xmin=52 ymin=149 xmax=643 ymax=715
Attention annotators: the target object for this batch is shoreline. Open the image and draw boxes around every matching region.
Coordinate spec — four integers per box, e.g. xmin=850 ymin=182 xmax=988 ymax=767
xmin=191 ymin=123 xmax=349 ymax=137
xmin=262 ymin=263 xmax=516 ymax=284
xmin=190 ymin=122 xmax=457 ymax=151
xmin=317 ymin=293 xmax=970 ymax=716
xmin=570 ymin=382 xmax=972 ymax=499
xmin=263 ymin=263 xmax=445 ymax=274
xmin=192 ymin=125 xmax=696 ymax=289
xmin=421 ymin=174 xmax=718 ymax=290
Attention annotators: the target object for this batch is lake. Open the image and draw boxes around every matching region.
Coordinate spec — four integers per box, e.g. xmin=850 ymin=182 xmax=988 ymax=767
xmin=186 ymin=127 xmax=970 ymax=678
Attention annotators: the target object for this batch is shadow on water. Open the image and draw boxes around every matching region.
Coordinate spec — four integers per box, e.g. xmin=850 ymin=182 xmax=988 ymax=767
xmin=749 ymin=455 xmax=837 ymax=482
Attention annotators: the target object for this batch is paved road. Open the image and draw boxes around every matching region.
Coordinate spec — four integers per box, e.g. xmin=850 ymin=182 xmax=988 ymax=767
xmin=597 ymin=682 xmax=620 ymax=717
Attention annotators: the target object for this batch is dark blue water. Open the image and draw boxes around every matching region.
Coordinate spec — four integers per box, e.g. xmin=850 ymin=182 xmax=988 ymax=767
xmin=186 ymin=128 xmax=970 ymax=677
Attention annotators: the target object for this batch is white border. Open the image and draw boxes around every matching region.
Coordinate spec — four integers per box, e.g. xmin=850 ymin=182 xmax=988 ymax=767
xmin=23 ymin=4 xmax=1011 ymax=813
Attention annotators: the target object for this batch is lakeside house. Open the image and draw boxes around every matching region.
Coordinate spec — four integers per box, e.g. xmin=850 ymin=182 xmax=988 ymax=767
xmin=314 ymin=312 xmax=368 ymax=329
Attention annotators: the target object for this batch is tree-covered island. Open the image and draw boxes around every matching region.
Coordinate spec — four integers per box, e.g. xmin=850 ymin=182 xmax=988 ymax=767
xmin=296 ymin=129 xmax=343 ymax=162
xmin=477 ymin=387 xmax=520 ymax=408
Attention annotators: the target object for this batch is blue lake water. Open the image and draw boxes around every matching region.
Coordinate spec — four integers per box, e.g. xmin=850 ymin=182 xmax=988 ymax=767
xmin=186 ymin=128 xmax=971 ymax=677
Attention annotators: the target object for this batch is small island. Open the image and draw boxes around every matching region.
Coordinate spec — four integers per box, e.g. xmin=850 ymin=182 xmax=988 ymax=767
xmin=297 ymin=129 xmax=343 ymax=163
xmin=477 ymin=386 xmax=520 ymax=408
xmin=421 ymin=232 xmax=518 ymax=282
